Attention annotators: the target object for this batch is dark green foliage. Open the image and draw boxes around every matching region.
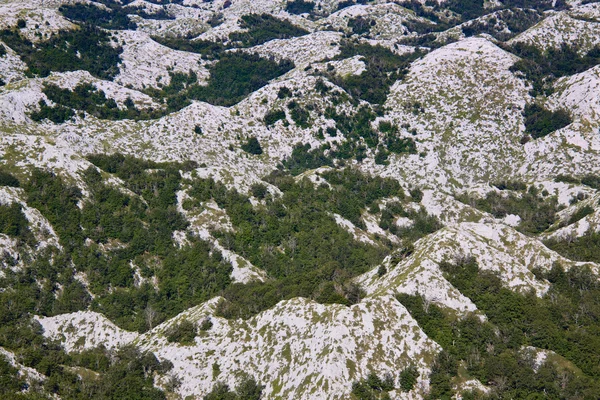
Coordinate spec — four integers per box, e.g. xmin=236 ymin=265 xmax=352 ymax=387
xmin=581 ymin=174 xmax=600 ymax=189
xmin=288 ymin=100 xmax=310 ymax=128
xmin=285 ymin=0 xmax=315 ymax=14
xmin=281 ymin=143 xmax=334 ymax=175
xmin=16 ymin=19 xmax=26 ymax=29
xmin=0 ymin=170 xmax=20 ymax=187
xmin=348 ymin=16 xmax=373 ymax=35
xmin=351 ymin=372 xmax=395 ymax=399
xmin=492 ymin=180 xmax=527 ymax=191
xmin=151 ymin=36 xmax=227 ymax=60
xmin=523 ymin=104 xmax=571 ymax=139
xmin=188 ymin=52 xmax=294 ymax=106
xmin=460 ymin=9 xmax=542 ymax=41
xmin=250 ymin=183 xmax=268 ymax=199
xmin=447 ymin=0 xmax=484 ymax=20
xmin=229 ymin=14 xmax=309 ymax=47
xmin=264 ymin=109 xmax=286 ymax=126
xmin=326 ymin=105 xmax=380 ymax=159
xmin=399 ymin=366 xmax=419 ymax=392
xmin=337 ymin=0 xmax=356 ymax=10
xmin=166 ymin=320 xmax=197 ymax=345
xmin=545 ymin=230 xmax=600 ymax=263
xmin=277 ymin=86 xmax=292 ymax=98
xmin=399 ymin=258 xmax=600 ymax=399
xmin=0 ymin=25 xmax=122 ymax=79
xmin=0 ymin=354 xmax=27 ymax=395
xmin=441 ymin=259 xmax=600 ymax=381
xmin=509 ymin=43 xmax=600 ymax=96
xmin=567 ymin=205 xmax=594 ymax=225
xmin=330 ymin=43 xmax=424 ymax=104
xmin=380 ymin=123 xmax=417 ymax=155
xmin=24 ymin=169 xmax=83 ymax=252
xmin=0 ymin=44 xmax=6 ymax=57
xmin=30 ymin=83 xmax=163 ymax=123
xmin=29 ymin=99 xmax=75 ymax=123
xmin=204 ymin=376 xmax=263 ymax=400
xmin=199 ymin=317 xmax=213 ymax=331
xmin=409 ymin=187 xmax=423 ymax=202
xmin=187 ymin=169 xmax=393 ymax=319
xmin=241 ymin=137 xmax=263 ymax=155
xmin=554 ymin=174 xmax=580 ymax=184
xmin=59 ymin=3 xmax=137 ymax=30
xmin=457 ymin=187 xmax=559 ymax=235
xmin=0 ymin=203 xmax=32 ymax=244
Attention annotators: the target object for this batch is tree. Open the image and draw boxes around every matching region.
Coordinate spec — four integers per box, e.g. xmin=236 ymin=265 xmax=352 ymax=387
xmin=241 ymin=137 xmax=263 ymax=155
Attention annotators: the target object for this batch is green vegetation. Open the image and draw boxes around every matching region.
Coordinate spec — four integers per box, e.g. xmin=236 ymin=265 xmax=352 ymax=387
xmin=0 ymin=170 xmax=20 ymax=187
xmin=204 ymin=375 xmax=264 ymax=400
xmin=398 ymin=257 xmax=600 ymax=399
xmin=187 ymin=52 xmax=294 ymax=106
xmin=329 ymin=42 xmax=424 ymax=104
xmin=166 ymin=320 xmax=197 ymax=345
xmin=457 ymin=185 xmax=559 ymax=235
xmin=545 ymin=230 xmax=600 ymax=263
xmin=29 ymin=99 xmax=75 ymax=123
xmin=264 ymin=109 xmax=286 ymax=126
xmin=509 ymin=43 xmax=600 ymax=96
xmin=241 ymin=137 xmax=263 ymax=155
xmin=229 ymin=14 xmax=309 ymax=47
xmin=281 ymin=143 xmax=334 ymax=175
xmin=321 ymin=105 xmax=417 ymax=163
xmin=351 ymin=372 xmax=395 ymax=399
xmin=30 ymin=83 xmax=163 ymax=123
xmin=522 ymin=103 xmax=572 ymax=140
xmin=0 ymin=203 xmax=33 ymax=245
xmin=399 ymin=366 xmax=419 ymax=392
xmin=185 ymin=168 xmax=398 ymax=319
xmin=151 ymin=36 xmax=227 ymax=60
xmin=461 ymin=9 xmax=542 ymax=41
xmin=0 ymin=25 xmax=122 ymax=79
xmin=59 ymin=3 xmax=137 ymax=30
xmin=285 ymin=0 xmax=315 ymax=14
xmin=29 ymin=52 xmax=293 ymax=123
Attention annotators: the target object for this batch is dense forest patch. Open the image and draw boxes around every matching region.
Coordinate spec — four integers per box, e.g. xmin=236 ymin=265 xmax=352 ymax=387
xmin=327 ymin=42 xmax=424 ymax=104
xmin=228 ymin=14 xmax=309 ymax=47
xmin=0 ymin=25 xmax=122 ymax=80
xmin=398 ymin=257 xmax=600 ymax=399
xmin=457 ymin=185 xmax=560 ymax=235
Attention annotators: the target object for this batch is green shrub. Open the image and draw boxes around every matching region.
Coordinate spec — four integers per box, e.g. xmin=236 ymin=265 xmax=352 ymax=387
xmin=188 ymin=52 xmax=294 ymax=106
xmin=264 ymin=109 xmax=286 ymax=126
xmin=0 ymin=25 xmax=122 ymax=79
xmin=229 ymin=14 xmax=309 ymax=47
xmin=0 ymin=170 xmax=20 ymax=187
xmin=523 ymin=104 xmax=571 ymax=139
xmin=241 ymin=137 xmax=263 ymax=155
xmin=285 ymin=0 xmax=315 ymax=14
xmin=166 ymin=320 xmax=197 ymax=345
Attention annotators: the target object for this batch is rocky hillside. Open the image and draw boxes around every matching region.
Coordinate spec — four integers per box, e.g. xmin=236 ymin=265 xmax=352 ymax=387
xmin=1 ymin=0 xmax=600 ymax=399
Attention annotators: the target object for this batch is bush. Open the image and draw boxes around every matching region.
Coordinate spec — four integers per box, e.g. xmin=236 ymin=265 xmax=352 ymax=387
xmin=0 ymin=170 xmax=20 ymax=187
xmin=264 ymin=109 xmax=286 ymax=126
xmin=229 ymin=14 xmax=309 ymax=47
xmin=285 ymin=0 xmax=315 ymax=14
xmin=399 ymin=366 xmax=419 ymax=392
xmin=188 ymin=52 xmax=294 ymax=106
xmin=523 ymin=104 xmax=572 ymax=139
xmin=250 ymin=183 xmax=268 ymax=199
xmin=241 ymin=137 xmax=263 ymax=155
xmin=166 ymin=320 xmax=197 ymax=345
xmin=0 ymin=25 xmax=122 ymax=79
